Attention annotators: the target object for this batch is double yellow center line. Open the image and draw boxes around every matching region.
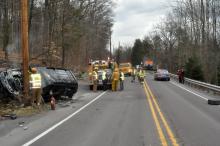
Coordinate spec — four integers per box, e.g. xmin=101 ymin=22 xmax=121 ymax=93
xmin=143 ymin=80 xmax=179 ymax=146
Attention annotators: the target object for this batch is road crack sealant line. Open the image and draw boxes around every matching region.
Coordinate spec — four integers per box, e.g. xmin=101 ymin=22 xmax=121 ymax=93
xmin=143 ymin=82 xmax=168 ymax=146
xmin=170 ymin=81 xmax=208 ymax=101
xmin=144 ymin=80 xmax=179 ymax=146
xmin=22 ymin=91 xmax=107 ymax=146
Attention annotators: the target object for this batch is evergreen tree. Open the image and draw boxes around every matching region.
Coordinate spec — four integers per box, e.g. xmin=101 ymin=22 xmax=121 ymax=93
xmin=131 ymin=39 xmax=143 ymax=66
xmin=114 ymin=47 xmax=122 ymax=64
xmin=185 ymin=57 xmax=204 ymax=81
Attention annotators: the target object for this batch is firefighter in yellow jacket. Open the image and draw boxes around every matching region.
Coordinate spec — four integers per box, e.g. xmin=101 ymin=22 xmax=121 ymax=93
xmin=112 ymin=68 xmax=119 ymax=91
xmin=30 ymin=68 xmax=42 ymax=106
xmin=92 ymin=67 xmax=98 ymax=92
xmin=119 ymin=71 xmax=125 ymax=90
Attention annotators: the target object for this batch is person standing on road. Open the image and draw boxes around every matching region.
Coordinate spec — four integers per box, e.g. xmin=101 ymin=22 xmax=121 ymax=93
xmin=111 ymin=61 xmax=115 ymax=71
xmin=180 ymin=68 xmax=185 ymax=84
xmin=177 ymin=69 xmax=182 ymax=83
xmin=102 ymin=70 xmax=107 ymax=91
xmin=108 ymin=59 xmax=112 ymax=69
xmin=139 ymin=69 xmax=145 ymax=84
xmin=119 ymin=71 xmax=125 ymax=91
xmin=112 ymin=68 xmax=119 ymax=91
xmin=92 ymin=68 xmax=98 ymax=92
xmin=131 ymin=67 xmax=136 ymax=82
xmin=30 ymin=68 xmax=42 ymax=106
xmin=137 ymin=68 xmax=141 ymax=82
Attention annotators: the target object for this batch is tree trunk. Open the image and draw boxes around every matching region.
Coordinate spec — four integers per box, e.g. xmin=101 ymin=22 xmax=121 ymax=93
xmin=28 ymin=0 xmax=34 ymax=33
xmin=2 ymin=1 xmax=9 ymax=60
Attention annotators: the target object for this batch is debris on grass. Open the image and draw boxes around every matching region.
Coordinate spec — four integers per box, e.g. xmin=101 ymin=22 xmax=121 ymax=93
xmin=0 ymin=100 xmax=50 ymax=119
xmin=23 ymin=126 xmax=28 ymax=130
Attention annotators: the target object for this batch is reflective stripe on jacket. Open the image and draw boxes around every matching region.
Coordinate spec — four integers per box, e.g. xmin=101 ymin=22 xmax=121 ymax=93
xmin=93 ymin=71 xmax=98 ymax=80
xmin=30 ymin=73 xmax=42 ymax=89
xmin=139 ymin=71 xmax=145 ymax=78
xmin=132 ymin=69 xmax=136 ymax=75
xmin=120 ymin=72 xmax=125 ymax=81
xmin=102 ymin=71 xmax=107 ymax=80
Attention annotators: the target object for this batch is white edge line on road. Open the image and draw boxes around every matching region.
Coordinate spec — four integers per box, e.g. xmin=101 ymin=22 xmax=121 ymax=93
xmin=170 ymin=81 xmax=208 ymax=101
xmin=22 ymin=91 xmax=107 ymax=146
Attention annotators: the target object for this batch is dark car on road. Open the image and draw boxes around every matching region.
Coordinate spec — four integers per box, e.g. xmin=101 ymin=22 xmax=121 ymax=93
xmin=0 ymin=67 xmax=78 ymax=101
xmin=154 ymin=69 xmax=170 ymax=81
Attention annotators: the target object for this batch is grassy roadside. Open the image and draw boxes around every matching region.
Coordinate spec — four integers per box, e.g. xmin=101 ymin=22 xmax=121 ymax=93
xmin=0 ymin=101 xmax=50 ymax=118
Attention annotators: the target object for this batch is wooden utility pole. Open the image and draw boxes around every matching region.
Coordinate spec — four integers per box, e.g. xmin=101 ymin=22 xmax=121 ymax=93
xmin=21 ymin=0 xmax=29 ymax=99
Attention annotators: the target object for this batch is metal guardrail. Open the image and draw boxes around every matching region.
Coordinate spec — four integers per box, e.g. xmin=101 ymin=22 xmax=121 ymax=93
xmin=170 ymin=74 xmax=220 ymax=95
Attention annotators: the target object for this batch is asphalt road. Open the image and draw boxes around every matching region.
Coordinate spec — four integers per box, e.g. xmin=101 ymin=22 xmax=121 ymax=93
xmin=29 ymin=78 xmax=161 ymax=146
xmin=1 ymin=75 xmax=220 ymax=146
xmin=146 ymin=75 xmax=220 ymax=146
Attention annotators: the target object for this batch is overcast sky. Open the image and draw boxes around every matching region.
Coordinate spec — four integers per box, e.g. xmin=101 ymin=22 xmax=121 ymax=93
xmin=112 ymin=0 xmax=172 ymax=47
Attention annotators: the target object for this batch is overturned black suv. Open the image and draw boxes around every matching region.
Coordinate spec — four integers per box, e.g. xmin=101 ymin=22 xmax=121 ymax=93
xmin=0 ymin=67 xmax=78 ymax=101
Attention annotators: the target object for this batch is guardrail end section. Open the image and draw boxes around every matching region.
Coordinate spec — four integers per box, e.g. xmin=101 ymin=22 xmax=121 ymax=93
xmin=208 ymin=99 xmax=220 ymax=105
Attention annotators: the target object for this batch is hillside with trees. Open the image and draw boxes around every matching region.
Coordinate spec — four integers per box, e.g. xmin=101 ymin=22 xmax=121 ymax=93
xmin=130 ymin=0 xmax=220 ymax=85
xmin=0 ymin=0 xmax=114 ymax=71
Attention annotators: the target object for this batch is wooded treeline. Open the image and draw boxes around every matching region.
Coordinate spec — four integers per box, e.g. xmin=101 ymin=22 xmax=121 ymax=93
xmin=113 ymin=45 xmax=132 ymax=64
xmin=0 ymin=0 xmax=114 ymax=71
xmin=130 ymin=0 xmax=220 ymax=85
